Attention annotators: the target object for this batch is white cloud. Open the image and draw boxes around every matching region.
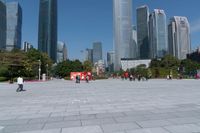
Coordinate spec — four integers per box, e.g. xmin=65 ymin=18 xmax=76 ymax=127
xmin=190 ymin=19 xmax=200 ymax=33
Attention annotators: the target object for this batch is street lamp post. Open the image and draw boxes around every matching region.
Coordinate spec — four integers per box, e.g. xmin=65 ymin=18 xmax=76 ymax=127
xmin=46 ymin=64 xmax=48 ymax=80
xmin=38 ymin=60 xmax=41 ymax=81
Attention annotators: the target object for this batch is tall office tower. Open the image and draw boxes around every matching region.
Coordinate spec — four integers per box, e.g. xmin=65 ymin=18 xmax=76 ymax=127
xmin=57 ymin=41 xmax=67 ymax=63
xmin=149 ymin=9 xmax=168 ymax=59
xmin=38 ymin=0 xmax=57 ymax=62
xmin=107 ymin=51 xmax=115 ymax=72
xmin=0 ymin=0 xmax=6 ymax=50
xmin=23 ymin=41 xmax=33 ymax=52
xmin=137 ymin=5 xmax=150 ymax=59
xmin=6 ymin=2 xmax=22 ymax=51
xmin=85 ymin=48 xmax=93 ymax=63
xmin=63 ymin=43 xmax=67 ymax=61
xmin=130 ymin=25 xmax=138 ymax=59
xmin=168 ymin=16 xmax=191 ymax=60
xmin=113 ymin=0 xmax=132 ymax=71
xmin=93 ymin=42 xmax=102 ymax=64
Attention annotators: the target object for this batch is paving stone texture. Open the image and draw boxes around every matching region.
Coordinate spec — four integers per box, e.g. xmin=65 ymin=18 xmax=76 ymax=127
xmin=0 ymin=79 xmax=200 ymax=133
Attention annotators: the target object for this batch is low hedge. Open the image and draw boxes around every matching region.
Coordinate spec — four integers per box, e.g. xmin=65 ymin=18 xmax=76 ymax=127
xmin=0 ymin=77 xmax=8 ymax=82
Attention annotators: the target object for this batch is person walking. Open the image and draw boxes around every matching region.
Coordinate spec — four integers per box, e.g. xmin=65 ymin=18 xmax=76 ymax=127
xmin=16 ymin=76 xmax=25 ymax=92
xmin=86 ymin=75 xmax=89 ymax=83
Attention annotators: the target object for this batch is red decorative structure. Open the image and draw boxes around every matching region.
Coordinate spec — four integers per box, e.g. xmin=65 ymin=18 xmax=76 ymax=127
xmin=70 ymin=72 xmax=92 ymax=80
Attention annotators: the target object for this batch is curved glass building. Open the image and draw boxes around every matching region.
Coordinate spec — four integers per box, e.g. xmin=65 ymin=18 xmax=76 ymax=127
xmin=137 ymin=5 xmax=150 ymax=59
xmin=149 ymin=9 xmax=168 ymax=58
xmin=57 ymin=41 xmax=67 ymax=63
xmin=168 ymin=16 xmax=191 ymax=60
xmin=113 ymin=0 xmax=132 ymax=71
xmin=38 ymin=0 xmax=57 ymax=62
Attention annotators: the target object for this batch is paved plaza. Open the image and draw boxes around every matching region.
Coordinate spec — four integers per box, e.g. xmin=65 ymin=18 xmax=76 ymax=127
xmin=1 ymin=79 xmax=200 ymax=133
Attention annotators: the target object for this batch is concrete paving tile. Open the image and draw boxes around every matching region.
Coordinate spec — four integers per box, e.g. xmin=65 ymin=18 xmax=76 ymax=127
xmin=43 ymin=120 xmax=81 ymax=129
xmin=19 ymin=128 xmax=61 ymax=133
xmin=79 ymin=114 xmax=96 ymax=120
xmin=61 ymin=126 xmax=103 ymax=133
xmin=166 ymin=117 xmax=200 ymax=125
xmin=0 ymin=119 xmax=30 ymax=126
xmin=126 ymin=127 xmax=170 ymax=133
xmin=164 ymin=124 xmax=200 ymax=133
xmin=3 ymin=123 xmax=44 ymax=133
xmin=96 ymin=112 xmax=125 ymax=119
xmin=115 ymin=116 xmax=148 ymax=123
xmin=144 ymin=113 xmax=177 ymax=120
xmin=81 ymin=118 xmax=116 ymax=126
xmin=101 ymin=122 xmax=140 ymax=132
xmin=172 ymin=111 xmax=200 ymax=118
xmin=64 ymin=115 xmax=79 ymax=121
xmin=136 ymin=119 xmax=172 ymax=128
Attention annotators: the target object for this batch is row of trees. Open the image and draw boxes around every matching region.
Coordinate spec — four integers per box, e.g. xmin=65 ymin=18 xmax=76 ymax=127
xmin=1 ymin=49 xmax=199 ymax=82
xmin=149 ymin=55 xmax=200 ymax=78
xmin=0 ymin=49 xmax=52 ymax=81
xmin=113 ymin=55 xmax=200 ymax=79
xmin=0 ymin=48 xmax=94 ymax=81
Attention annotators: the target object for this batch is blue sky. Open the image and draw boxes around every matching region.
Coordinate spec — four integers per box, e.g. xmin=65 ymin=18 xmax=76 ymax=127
xmin=7 ymin=0 xmax=200 ymax=60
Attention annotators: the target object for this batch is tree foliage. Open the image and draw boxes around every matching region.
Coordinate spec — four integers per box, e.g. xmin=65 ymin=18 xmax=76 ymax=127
xmin=149 ymin=55 xmax=200 ymax=78
xmin=83 ymin=60 xmax=93 ymax=72
xmin=0 ymin=49 xmax=53 ymax=80
xmin=54 ymin=59 xmax=84 ymax=78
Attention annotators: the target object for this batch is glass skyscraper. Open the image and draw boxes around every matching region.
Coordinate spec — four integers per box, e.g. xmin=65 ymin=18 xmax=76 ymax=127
xmin=168 ymin=16 xmax=191 ymax=60
xmin=149 ymin=9 xmax=168 ymax=59
xmin=38 ymin=0 xmax=57 ymax=62
xmin=137 ymin=5 xmax=150 ymax=59
xmin=93 ymin=42 xmax=102 ymax=64
xmin=113 ymin=0 xmax=132 ymax=71
xmin=107 ymin=51 xmax=115 ymax=72
xmin=57 ymin=41 xmax=67 ymax=63
xmin=130 ymin=25 xmax=138 ymax=59
xmin=85 ymin=48 xmax=93 ymax=63
xmin=6 ymin=2 xmax=22 ymax=51
xmin=0 ymin=0 xmax=6 ymax=50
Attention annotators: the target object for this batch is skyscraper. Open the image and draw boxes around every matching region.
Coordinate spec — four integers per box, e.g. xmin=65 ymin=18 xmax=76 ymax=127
xmin=107 ymin=51 xmax=115 ymax=72
xmin=168 ymin=16 xmax=191 ymax=60
xmin=85 ymin=48 xmax=93 ymax=63
xmin=149 ymin=9 xmax=168 ymax=59
xmin=6 ymin=2 xmax=22 ymax=51
xmin=38 ymin=0 xmax=57 ymax=62
xmin=130 ymin=25 xmax=138 ymax=59
xmin=0 ymin=0 xmax=6 ymax=50
xmin=137 ymin=5 xmax=150 ymax=59
xmin=57 ymin=41 xmax=67 ymax=63
xmin=93 ymin=42 xmax=102 ymax=64
xmin=23 ymin=41 xmax=33 ymax=52
xmin=113 ymin=0 xmax=132 ymax=71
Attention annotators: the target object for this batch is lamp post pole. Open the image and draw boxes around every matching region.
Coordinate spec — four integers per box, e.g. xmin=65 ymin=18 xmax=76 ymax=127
xmin=39 ymin=60 xmax=41 ymax=81
xmin=46 ymin=64 xmax=48 ymax=80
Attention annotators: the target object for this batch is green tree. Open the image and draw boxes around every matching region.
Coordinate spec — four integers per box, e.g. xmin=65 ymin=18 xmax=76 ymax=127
xmin=83 ymin=60 xmax=93 ymax=72
xmin=54 ymin=59 xmax=84 ymax=78
xmin=160 ymin=55 xmax=180 ymax=69
xmin=181 ymin=59 xmax=200 ymax=76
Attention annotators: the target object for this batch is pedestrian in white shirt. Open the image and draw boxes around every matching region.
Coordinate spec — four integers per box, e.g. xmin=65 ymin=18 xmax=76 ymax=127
xmin=16 ymin=77 xmax=25 ymax=92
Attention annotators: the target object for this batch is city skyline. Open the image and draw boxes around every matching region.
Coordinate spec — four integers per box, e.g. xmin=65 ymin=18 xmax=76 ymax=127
xmin=5 ymin=0 xmax=200 ymax=60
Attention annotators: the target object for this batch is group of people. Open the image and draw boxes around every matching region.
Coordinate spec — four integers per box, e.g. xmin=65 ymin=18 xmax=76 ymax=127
xmin=121 ymin=74 xmax=149 ymax=81
xmin=75 ymin=75 xmax=90 ymax=83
